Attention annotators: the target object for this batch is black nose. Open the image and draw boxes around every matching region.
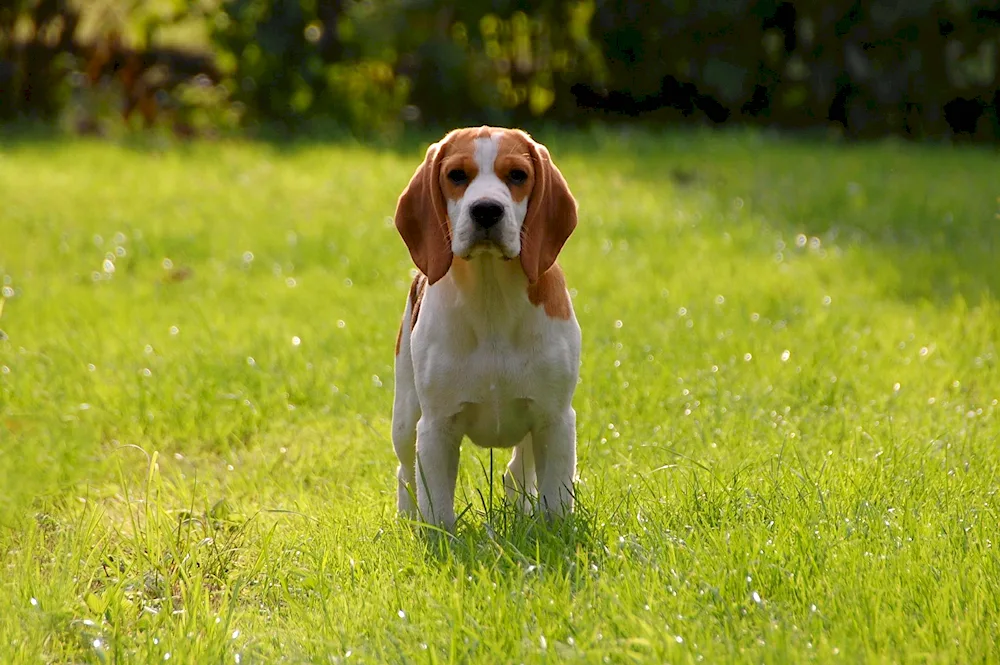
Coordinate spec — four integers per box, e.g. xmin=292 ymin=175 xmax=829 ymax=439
xmin=470 ymin=201 xmax=504 ymax=229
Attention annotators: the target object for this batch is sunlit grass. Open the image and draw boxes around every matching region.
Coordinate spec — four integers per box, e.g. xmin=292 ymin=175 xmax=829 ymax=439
xmin=1 ymin=129 xmax=998 ymax=663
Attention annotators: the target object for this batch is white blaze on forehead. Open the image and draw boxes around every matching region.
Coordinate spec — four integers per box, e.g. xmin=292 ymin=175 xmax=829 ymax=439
xmin=473 ymin=135 xmax=501 ymax=177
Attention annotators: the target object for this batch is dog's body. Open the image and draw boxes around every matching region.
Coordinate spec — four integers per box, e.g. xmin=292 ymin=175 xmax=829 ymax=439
xmin=392 ymin=127 xmax=581 ymax=530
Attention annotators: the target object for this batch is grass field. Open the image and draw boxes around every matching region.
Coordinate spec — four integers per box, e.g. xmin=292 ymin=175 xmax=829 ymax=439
xmin=1 ymin=128 xmax=999 ymax=664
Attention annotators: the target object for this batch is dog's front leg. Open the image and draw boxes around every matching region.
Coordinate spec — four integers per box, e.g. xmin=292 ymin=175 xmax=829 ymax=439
xmin=415 ymin=416 xmax=462 ymax=530
xmin=533 ymin=408 xmax=577 ymax=518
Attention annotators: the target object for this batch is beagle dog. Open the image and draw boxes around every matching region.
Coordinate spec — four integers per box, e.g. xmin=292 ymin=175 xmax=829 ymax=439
xmin=392 ymin=126 xmax=581 ymax=530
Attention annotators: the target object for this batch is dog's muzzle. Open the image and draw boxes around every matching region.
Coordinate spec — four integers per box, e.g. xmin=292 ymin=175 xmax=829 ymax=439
xmin=464 ymin=199 xmax=514 ymax=258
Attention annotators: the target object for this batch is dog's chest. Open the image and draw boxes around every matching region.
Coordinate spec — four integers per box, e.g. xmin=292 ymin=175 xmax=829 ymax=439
xmin=453 ymin=343 xmax=537 ymax=448
xmin=419 ymin=322 xmax=561 ymax=447
xmin=410 ymin=276 xmax=579 ymax=447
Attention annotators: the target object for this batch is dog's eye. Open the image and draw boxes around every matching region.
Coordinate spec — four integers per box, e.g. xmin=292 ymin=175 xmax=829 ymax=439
xmin=508 ymin=169 xmax=528 ymax=185
xmin=447 ymin=169 xmax=468 ymax=185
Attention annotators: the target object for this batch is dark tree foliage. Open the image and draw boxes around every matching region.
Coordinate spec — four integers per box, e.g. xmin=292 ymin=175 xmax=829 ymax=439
xmin=0 ymin=0 xmax=80 ymax=120
xmin=573 ymin=0 xmax=999 ymax=139
xmin=1 ymin=0 xmax=998 ymax=140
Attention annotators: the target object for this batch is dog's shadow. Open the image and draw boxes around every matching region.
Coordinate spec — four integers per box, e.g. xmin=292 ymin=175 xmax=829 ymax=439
xmin=418 ymin=495 xmax=609 ymax=581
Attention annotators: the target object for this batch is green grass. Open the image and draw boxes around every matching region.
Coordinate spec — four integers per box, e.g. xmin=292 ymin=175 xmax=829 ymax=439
xmin=1 ymin=128 xmax=999 ymax=664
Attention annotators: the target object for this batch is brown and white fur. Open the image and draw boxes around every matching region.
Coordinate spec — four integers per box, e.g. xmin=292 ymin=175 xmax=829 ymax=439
xmin=392 ymin=126 xmax=581 ymax=530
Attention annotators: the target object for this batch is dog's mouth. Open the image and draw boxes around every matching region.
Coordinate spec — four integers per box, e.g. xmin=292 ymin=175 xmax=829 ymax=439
xmin=463 ymin=239 xmax=516 ymax=261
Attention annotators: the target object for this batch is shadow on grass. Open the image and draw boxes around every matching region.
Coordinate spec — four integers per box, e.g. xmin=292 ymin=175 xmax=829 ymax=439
xmin=418 ymin=497 xmax=609 ymax=582
xmin=592 ymin=128 xmax=1000 ymax=305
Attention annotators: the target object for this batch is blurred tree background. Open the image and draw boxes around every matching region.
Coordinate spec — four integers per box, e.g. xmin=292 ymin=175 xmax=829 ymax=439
xmin=1 ymin=0 xmax=998 ymax=140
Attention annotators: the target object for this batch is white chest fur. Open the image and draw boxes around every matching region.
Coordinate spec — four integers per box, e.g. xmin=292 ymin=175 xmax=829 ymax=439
xmin=411 ymin=259 xmax=580 ymax=449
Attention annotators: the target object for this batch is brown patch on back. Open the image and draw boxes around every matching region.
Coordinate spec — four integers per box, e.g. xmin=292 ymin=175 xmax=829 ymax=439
xmin=410 ymin=273 xmax=427 ymax=329
xmin=527 ymin=263 xmax=572 ymax=320
xmin=396 ymin=273 xmax=428 ymax=356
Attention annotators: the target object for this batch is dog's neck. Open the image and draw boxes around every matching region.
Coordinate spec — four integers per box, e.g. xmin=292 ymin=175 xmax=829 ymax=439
xmin=443 ymin=254 xmax=530 ymax=325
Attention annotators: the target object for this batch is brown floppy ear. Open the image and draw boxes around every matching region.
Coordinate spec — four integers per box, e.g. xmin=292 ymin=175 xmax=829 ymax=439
xmin=520 ymin=137 xmax=578 ymax=284
xmin=394 ymin=141 xmax=453 ymax=284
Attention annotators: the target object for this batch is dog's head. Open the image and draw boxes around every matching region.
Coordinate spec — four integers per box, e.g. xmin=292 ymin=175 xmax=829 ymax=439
xmin=394 ymin=126 xmax=577 ymax=285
